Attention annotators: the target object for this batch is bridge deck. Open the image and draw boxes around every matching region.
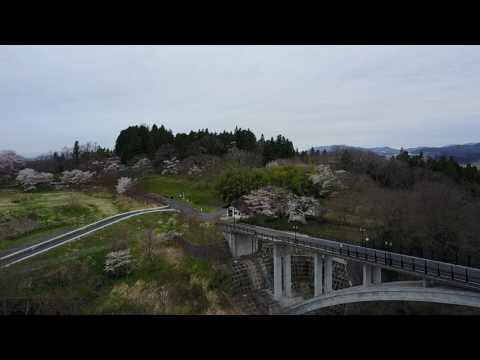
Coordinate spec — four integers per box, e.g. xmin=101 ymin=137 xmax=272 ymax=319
xmin=223 ymin=223 xmax=480 ymax=291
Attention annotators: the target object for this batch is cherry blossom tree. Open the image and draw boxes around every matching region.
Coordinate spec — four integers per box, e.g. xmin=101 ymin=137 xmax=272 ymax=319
xmin=116 ymin=177 xmax=135 ymax=194
xmin=60 ymin=169 xmax=95 ymax=185
xmin=0 ymin=150 xmax=26 ymax=175
xmin=16 ymin=168 xmax=54 ymax=190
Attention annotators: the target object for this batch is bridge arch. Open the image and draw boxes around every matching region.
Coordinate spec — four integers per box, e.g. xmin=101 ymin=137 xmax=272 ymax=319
xmin=285 ymin=281 xmax=480 ymax=314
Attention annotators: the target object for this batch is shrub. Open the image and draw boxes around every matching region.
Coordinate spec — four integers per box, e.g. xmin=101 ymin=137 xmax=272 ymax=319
xmin=104 ymin=249 xmax=133 ymax=278
xmin=215 ymin=167 xmax=267 ymax=203
xmin=215 ymin=165 xmax=314 ymax=203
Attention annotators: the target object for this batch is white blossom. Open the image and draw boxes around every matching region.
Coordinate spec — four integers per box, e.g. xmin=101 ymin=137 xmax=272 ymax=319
xmin=104 ymin=249 xmax=132 ymax=277
xmin=16 ymin=168 xmax=54 ymax=190
xmin=116 ymin=177 xmax=135 ymax=194
xmin=60 ymin=169 xmax=95 ymax=185
xmin=0 ymin=150 xmax=26 ymax=175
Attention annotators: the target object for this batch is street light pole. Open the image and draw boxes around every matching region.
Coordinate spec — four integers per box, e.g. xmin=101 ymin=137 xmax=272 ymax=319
xmin=360 ymin=228 xmax=365 ymax=246
xmin=389 ymin=242 xmax=393 ymax=265
xmin=360 ymin=228 xmax=369 ymax=248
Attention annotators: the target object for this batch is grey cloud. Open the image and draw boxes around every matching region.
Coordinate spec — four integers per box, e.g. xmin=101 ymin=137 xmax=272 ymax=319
xmin=1 ymin=45 xmax=480 ymax=156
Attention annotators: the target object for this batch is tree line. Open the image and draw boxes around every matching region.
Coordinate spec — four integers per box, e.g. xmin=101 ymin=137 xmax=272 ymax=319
xmin=321 ymin=147 xmax=480 ymax=195
xmin=114 ymin=124 xmax=296 ymax=164
xmin=295 ymin=147 xmax=480 ymax=265
xmin=396 ymin=149 xmax=480 ymax=184
xmin=28 ymin=141 xmax=113 ymax=174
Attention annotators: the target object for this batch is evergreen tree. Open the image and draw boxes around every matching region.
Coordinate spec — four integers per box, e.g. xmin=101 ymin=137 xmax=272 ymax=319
xmin=115 ymin=124 xmax=295 ymax=164
xmin=73 ymin=141 xmax=80 ymax=167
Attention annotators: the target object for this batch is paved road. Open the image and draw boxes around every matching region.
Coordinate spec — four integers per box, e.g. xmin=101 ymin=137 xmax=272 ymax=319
xmin=224 ymin=223 xmax=480 ymax=291
xmin=151 ymin=194 xmax=225 ymax=222
xmin=0 ymin=206 xmax=178 ymax=268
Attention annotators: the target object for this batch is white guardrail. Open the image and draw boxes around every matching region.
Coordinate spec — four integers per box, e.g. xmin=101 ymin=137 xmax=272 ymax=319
xmin=0 ymin=206 xmax=178 ymax=267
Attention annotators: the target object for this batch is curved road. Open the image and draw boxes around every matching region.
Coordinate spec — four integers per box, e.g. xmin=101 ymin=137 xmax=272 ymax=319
xmin=150 ymin=194 xmax=225 ymax=222
xmin=0 ymin=206 xmax=178 ymax=268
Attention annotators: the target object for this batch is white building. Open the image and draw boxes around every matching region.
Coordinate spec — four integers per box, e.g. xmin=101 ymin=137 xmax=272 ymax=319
xmin=227 ymin=206 xmax=241 ymax=218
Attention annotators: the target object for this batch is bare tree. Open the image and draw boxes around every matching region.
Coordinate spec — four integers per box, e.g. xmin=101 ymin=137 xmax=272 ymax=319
xmin=139 ymin=229 xmax=158 ymax=261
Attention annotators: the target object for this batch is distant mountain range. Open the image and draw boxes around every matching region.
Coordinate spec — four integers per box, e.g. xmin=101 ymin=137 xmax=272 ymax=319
xmin=312 ymin=143 xmax=480 ymax=164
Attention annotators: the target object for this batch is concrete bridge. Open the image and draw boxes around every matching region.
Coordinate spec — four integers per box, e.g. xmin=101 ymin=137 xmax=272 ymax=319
xmin=223 ymin=223 xmax=480 ymax=314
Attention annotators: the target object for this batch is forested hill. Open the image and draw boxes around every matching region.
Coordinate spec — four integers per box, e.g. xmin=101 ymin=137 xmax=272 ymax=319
xmin=313 ymin=143 xmax=480 ymax=164
xmin=114 ymin=125 xmax=296 ymax=165
xmin=412 ymin=143 xmax=480 ymax=164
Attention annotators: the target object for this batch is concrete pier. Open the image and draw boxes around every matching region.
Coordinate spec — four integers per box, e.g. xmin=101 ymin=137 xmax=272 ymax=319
xmin=273 ymin=244 xmax=283 ymax=300
xmin=314 ymin=253 xmax=324 ymax=296
xmin=363 ymin=264 xmax=382 ymax=286
xmin=324 ymin=256 xmax=333 ymax=294
xmin=285 ymin=254 xmax=292 ymax=298
xmin=363 ymin=264 xmax=372 ymax=287
xmin=227 ymin=231 xmax=259 ymax=257
xmin=372 ymin=266 xmax=382 ymax=284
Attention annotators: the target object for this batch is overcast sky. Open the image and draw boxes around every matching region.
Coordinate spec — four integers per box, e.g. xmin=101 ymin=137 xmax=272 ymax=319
xmin=2 ymin=45 xmax=480 ymax=157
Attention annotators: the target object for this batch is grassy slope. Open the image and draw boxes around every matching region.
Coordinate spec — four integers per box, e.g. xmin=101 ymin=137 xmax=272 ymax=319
xmin=0 ymin=226 xmax=75 ymax=252
xmin=0 ymin=188 xmax=152 ymax=252
xmin=142 ymin=175 xmax=223 ymax=212
xmin=0 ymin=189 xmax=117 ymax=215
xmin=0 ymin=212 xmax=236 ymax=314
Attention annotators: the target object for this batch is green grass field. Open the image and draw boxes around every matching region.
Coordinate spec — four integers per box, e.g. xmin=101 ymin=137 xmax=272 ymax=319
xmin=0 ymin=212 xmax=235 ymax=315
xmin=0 ymin=188 xmax=151 ymax=252
xmin=0 ymin=225 xmax=75 ymax=252
xmin=142 ymin=175 xmax=223 ymax=212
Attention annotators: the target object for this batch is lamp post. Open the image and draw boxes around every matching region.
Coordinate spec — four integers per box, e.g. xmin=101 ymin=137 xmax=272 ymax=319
xmin=364 ymin=237 xmax=369 ymax=260
xmin=360 ymin=228 xmax=366 ymax=246
xmin=388 ymin=242 xmax=393 ymax=265
xmin=293 ymin=224 xmax=299 ymax=243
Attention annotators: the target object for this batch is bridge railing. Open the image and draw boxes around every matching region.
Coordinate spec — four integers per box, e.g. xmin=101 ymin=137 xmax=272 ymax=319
xmin=222 ymin=223 xmax=480 ymax=290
